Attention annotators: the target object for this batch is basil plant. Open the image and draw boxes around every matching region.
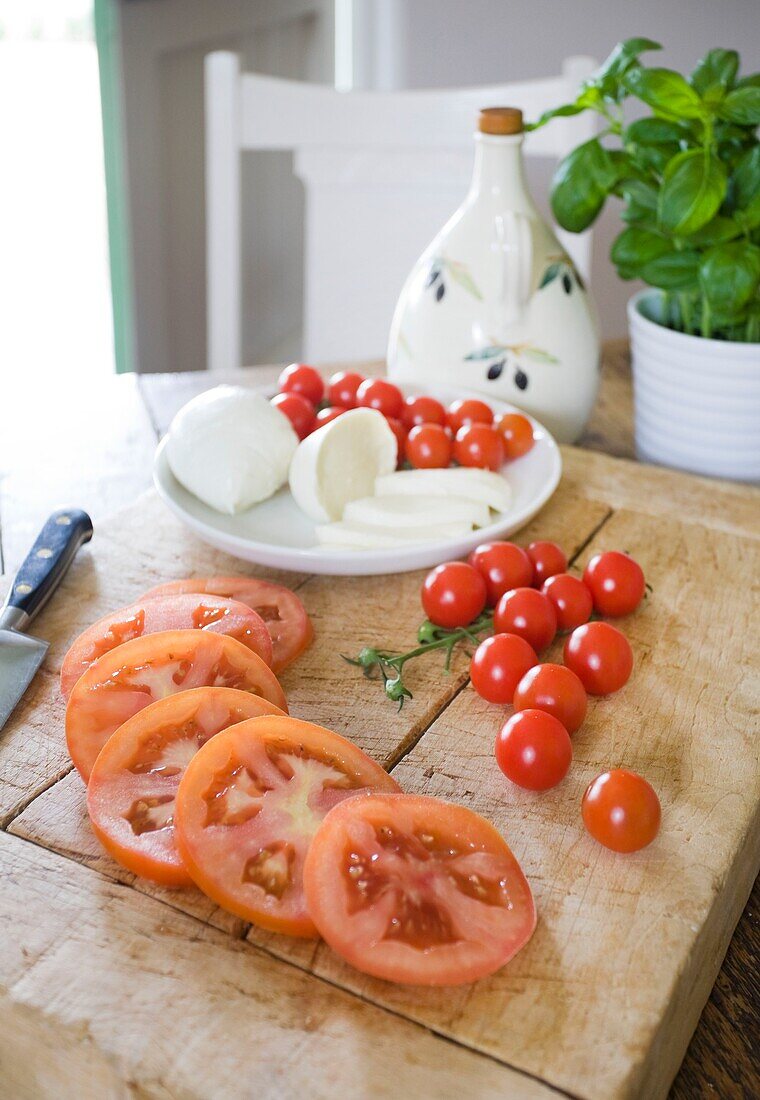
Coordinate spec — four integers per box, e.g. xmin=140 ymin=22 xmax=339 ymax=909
xmin=529 ymin=39 xmax=760 ymax=342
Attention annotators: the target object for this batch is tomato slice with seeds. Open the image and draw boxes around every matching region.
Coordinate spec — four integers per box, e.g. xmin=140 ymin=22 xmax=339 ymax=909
xmin=303 ymin=792 xmax=536 ymax=985
xmin=66 ymin=630 xmax=287 ymax=781
xmin=142 ymin=577 xmax=313 ymax=673
xmin=60 ymin=593 xmax=273 ymax=700
xmin=174 ymin=716 xmax=399 ymax=936
xmin=87 ymin=687 xmax=285 ymax=886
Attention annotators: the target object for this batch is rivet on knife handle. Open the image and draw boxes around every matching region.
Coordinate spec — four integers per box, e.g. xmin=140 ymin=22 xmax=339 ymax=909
xmin=2 ymin=509 xmax=93 ymax=631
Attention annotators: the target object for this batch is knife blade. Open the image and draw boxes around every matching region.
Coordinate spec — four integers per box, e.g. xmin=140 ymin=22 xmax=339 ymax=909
xmin=0 ymin=509 xmax=93 ymax=731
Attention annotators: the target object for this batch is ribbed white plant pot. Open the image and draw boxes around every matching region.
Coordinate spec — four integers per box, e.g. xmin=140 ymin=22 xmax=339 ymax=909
xmin=628 ymin=290 xmax=760 ymax=482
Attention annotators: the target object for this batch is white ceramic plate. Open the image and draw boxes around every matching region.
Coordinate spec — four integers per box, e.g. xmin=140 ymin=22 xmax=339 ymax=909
xmin=153 ymin=385 xmax=562 ymax=576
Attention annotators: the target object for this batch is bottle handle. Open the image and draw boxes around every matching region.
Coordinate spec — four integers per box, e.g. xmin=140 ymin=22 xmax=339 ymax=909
xmin=500 ymin=212 xmax=533 ymax=326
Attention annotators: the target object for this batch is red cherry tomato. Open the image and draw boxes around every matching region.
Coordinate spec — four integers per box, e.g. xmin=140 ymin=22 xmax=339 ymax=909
xmin=583 ymin=551 xmax=646 ymax=617
xmin=405 ymin=423 xmax=452 ymax=469
xmin=356 ymin=378 xmax=404 ymax=419
xmin=327 ymin=370 xmax=364 ymax=409
xmin=470 ymin=633 xmax=537 ymax=704
xmin=513 ymin=663 xmax=587 ymax=734
xmin=582 ymin=769 xmax=661 ymax=853
xmin=422 ymin=562 xmax=487 ymax=629
xmin=315 ymin=405 xmax=348 ymax=427
xmin=495 ymin=709 xmax=572 ymax=791
xmin=493 ymin=587 xmax=557 ymax=653
xmin=271 ymin=391 xmax=315 ymax=440
xmin=386 ymin=416 xmax=408 ymax=467
xmin=447 ymin=398 xmax=493 ymax=431
xmin=495 ymin=412 xmax=535 ymax=460
xmin=564 ymin=622 xmax=633 ymax=695
xmin=541 ymin=573 xmax=593 ymax=632
xmin=278 ymin=362 xmax=324 ymax=406
xmin=468 ymin=541 xmax=534 ymax=606
xmin=402 ymin=395 xmax=447 ymax=430
xmin=454 ymin=423 xmax=505 ymax=471
xmin=527 ymin=541 xmax=568 ymax=586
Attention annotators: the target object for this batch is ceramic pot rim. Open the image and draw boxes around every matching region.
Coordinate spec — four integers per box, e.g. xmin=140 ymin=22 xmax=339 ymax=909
xmin=628 ymin=289 xmax=760 ymax=358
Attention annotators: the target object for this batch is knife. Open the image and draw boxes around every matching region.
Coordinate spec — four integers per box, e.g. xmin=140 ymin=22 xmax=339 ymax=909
xmin=0 ymin=509 xmax=93 ymax=731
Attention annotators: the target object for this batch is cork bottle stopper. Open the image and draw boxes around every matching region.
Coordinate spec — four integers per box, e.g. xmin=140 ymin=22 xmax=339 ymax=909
xmin=478 ymin=107 xmax=524 ymax=135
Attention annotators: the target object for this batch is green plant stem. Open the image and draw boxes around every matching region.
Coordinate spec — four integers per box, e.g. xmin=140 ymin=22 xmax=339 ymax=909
xmin=679 ymin=293 xmax=694 ymax=335
xmin=701 ymin=298 xmax=712 ymax=339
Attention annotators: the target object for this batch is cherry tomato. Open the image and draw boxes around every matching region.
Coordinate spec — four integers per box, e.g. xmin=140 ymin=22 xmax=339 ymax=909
xmin=422 ymin=561 xmax=487 ymax=629
xmin=527 ymin=541 xmax=568 ymax=586
xmin=175 ymin=717 xmax=399 ymax=936
xmin=493 ymin=587 xmax=557 ymax=653
xmin=356 ymin=378 xmax=404 ymax=419
xmin=327 ymin=370 xmax=364 ymax=409
xmin=447 ymin=398 xmax=493 ymax=432
xmin=541 ymin=573 xmax=593 ymax=632
xmin=564 ymin=622 xmax=633 ymax=695
xmin=277 ymin=362 xmax=324 ymax=406
xmin=495 ymin=709 xmax=573 ymax=791
xmin=582 ymin=769 xmax=661 ymax=853
xmin=583 ymin=551 xmax=646 ymax=617
xmin=315 ymin=405 xmax=348 ymax=427
xmin=401 ymin=394 xmax=447 ymax=430
xmin=303 ymin=792 xmax=536 ymax=985
xmin=454 ymin=423 xmax=505 ymax=471
xmin=271 ymin=391 xmax=315 ymax=440
xmin=495 ymin=412 xmax=535 ymax=460
xmin=470 ymin=633 xmax=537 ymax=704
xmin=87 ymin=687 xmax=285 ymax=886
xmin=405 ymin=423 xmax=452 ymax=469
xmin=513 ymin=663 xmax=587 ymax=734
xmin=143 ymin=577 xmax=313 ymax=673
xmin=468 ymin=541 xmax=534 ymax=605
xmin=385 ymin=416 xmax=408 ymax=466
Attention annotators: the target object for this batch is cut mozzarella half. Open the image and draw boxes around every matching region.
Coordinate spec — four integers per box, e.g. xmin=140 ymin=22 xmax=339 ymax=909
xmin=343 ymin=494 xmax=490 ymax=529
xmin=316 ymin=520 xmax=473 ymax=549
xmin=289 ymin=407 xmax=397 ymax=523
xmin=375 ymin=467 xmax=512 ymax=513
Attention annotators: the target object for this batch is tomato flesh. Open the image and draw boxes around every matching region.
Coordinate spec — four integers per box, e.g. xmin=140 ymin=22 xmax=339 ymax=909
xmin=174 ymin=716 xmax=399 ymax=936
xmin=303 ymin=792 xmax=536 ymax=985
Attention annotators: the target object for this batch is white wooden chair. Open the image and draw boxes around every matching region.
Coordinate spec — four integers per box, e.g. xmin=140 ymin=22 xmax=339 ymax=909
xmin=205 ymin=52 xmax=598 ymax=372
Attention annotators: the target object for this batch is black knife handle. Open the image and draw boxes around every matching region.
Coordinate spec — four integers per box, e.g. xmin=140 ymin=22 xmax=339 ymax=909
xmin=3 ymin=509 xmax=93 ymax=627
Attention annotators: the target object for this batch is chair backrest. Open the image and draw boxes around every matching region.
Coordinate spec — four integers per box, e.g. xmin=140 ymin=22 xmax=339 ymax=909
xmin=205 ymin=52 xmax=598 ymax=371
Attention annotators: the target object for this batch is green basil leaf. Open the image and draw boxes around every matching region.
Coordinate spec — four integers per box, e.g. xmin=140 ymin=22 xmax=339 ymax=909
xmin=624 ymin=117 xmax=687 ymax=145
xmin=623 ymin=67 xmax=705 ymax=120
xmin=639 ymin=251 xmax=701 ymax=290
xmin=732 ymin=147 xmax=760 ymax=229
xmin=718 ymin=86 xmax=760 ymax=125
xmin=526 ymin=103 xmax=584 ymax=131
xmin=736 ymin=73 xmax=760 ymax=90
xmin=611 ymin=227 xmax=672 ymax=269
xmin=585 ymin=38 xmax=661 ymax=101
xmin=688 ymin=215 xmax=742 ymax=247
xmin=690 ymin=49 xmax=739 ymax=98
xmin=699 ymin=241 xmax=760 ymax=310
xmin=632 ymin=143 xmax=680 ymax=176
xmin=550 ymin=139 xmax=618 ymax=232
xmin=619 ymin=179 xmax=659 ymax=226
xmin=658 ymin=149 xmax=727 ymax=235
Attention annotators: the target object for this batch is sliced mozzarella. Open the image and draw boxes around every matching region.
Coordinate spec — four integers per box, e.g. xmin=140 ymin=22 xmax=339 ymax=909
xmin=166 ymin=385 xmax=298 ymax=514
xmin=343 ymin=494 xmax=490 ymax=529
xmin=316 ymin=520 xmax=473 ymax=549
xmin=375 ymin=467 xmax=512 ymax=513
xmin=289 ymin=407 xmax=397 ymax=523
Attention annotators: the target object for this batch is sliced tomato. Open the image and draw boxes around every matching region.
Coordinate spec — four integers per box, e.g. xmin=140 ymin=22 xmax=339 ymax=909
xmin=174 ymin=716 xmax=399 ymax=936
xmin=87 ymin=687 xmax=285 ymax=886
xmin=303 ymin=792 xmax=536 ymax=985
xmin=142 ymin=577 xmax=313 ymax=673
xmin=66 ymin=630 xmax=287 ymax=781
xmin=60 ymin=593 xmax=273 ymax=700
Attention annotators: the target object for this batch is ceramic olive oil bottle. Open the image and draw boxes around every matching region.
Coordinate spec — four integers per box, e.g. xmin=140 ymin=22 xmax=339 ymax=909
xmin=387 ymin=107 xmax=600 ymax=443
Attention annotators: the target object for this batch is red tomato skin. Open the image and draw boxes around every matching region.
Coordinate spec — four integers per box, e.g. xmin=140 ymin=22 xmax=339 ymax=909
xmin=493 ymin=588 xmax=557 ymax=653
xmin=385 ymin=417 xmax=408 ymax=466
xmin=495 ymin=412 xmax=535 ymax=460
xmin=278 ymin=363 xmax=324 ymax=405
xmin=422 ymin=562 xmax=487 ymax=629
xmin=402 ymin=395 xmax=447 ymax=430
xmin=454 ymin=423 xmax=505 ymax=471
xmin=327 ymin=371 xmax=364 ymax=409
xmin=468 ymin=541 xmax=534 ymax=606
xmin=513 ymin=663 xmax=587 ymax=734
xmin=405 ymin=423 xmax=452 ymax=469
xmin=582 ymin=769 xmax=661 ymax=852
xmin=564 ymin=622 xmax=633 ymax=695
xmin=271 ymin=391 xmax=315 ymax=440
xmin=470 ymin=633 xmax=538 ymax=704
xmin=495 ymin=709 xmax=573 ymax=791
xmin=541 ymin=573 xmax=593 ymax=632
xmin=527 ymin=541 xmax=568 ymax=586
xmin=583 ymin=551 xmax=646 ymax=617
xmin=356 ymin=378 xmax=404 ymax=419
xmin=315 ymin=405 xmax=348 ymax=427
xmin=447 ymin=398 xmax=493 ymax=431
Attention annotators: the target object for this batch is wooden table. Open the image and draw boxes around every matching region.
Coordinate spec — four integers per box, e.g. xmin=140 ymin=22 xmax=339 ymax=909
xmin=0 ymin=343 xmax=757 ymax=1097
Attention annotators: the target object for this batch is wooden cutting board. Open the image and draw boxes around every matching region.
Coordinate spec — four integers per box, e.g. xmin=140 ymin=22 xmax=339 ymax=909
xmin=1 ymin=447 xmax=758 ymax=1100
